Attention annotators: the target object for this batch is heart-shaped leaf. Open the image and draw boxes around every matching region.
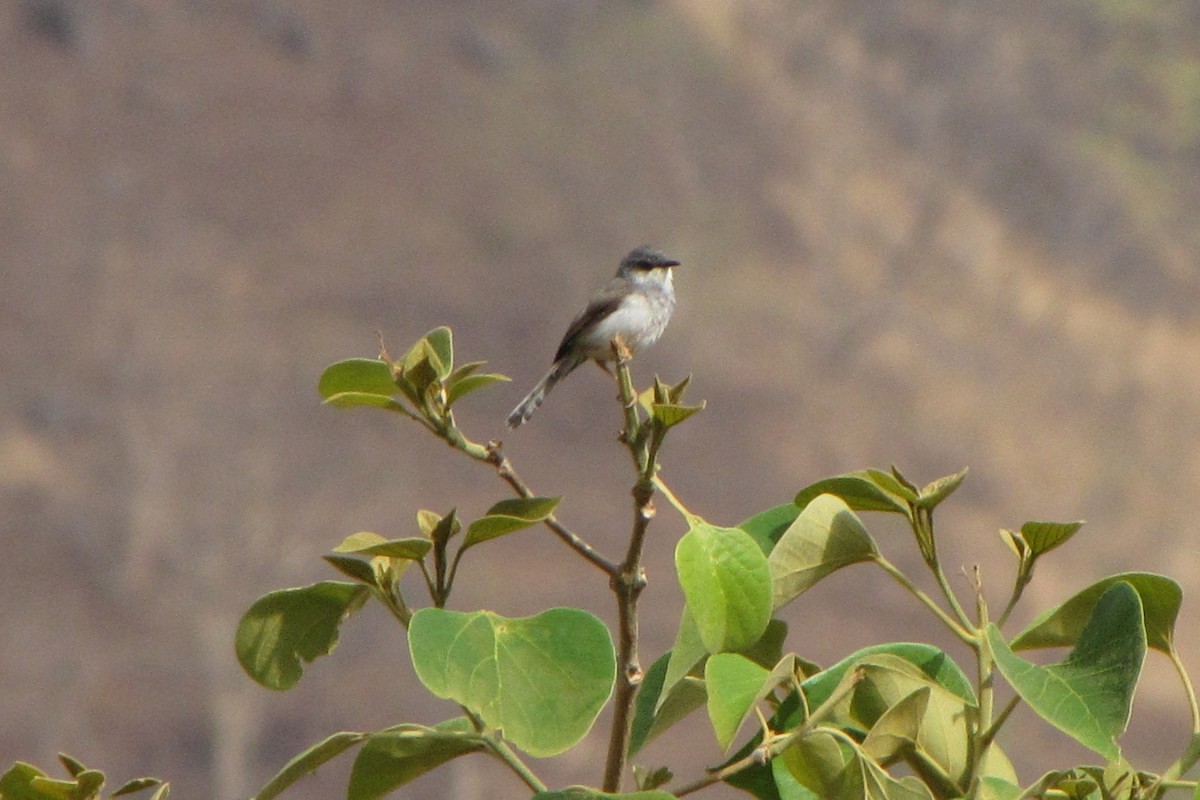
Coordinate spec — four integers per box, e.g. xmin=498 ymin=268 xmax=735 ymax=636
xmin=989 ymin=582 xmax=1147 ymax=760
xmin=408 ymin=607 xmax=615 ymax=757
xmin=676 ymin=521 xmax=773 ymax=653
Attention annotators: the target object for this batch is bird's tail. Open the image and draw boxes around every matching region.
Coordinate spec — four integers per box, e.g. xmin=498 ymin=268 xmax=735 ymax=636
xmin=506 ymin=357 xmax=579 ymax=428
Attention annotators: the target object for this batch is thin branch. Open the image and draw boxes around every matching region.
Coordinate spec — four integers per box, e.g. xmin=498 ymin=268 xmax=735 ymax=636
xmin=873 ymin=554 xmax=975 ymax=646
xmin=602 ymin=344 xmax=655 ymax=792
xmin=484 ymin=441 xmax=619 ymax=576
xmin=486 ymin=736 xmax=548 ymax=794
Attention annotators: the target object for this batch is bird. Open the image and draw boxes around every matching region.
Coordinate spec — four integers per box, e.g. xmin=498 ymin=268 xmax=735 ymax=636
xmin=506 ymin=245 xmax=680 ymax=428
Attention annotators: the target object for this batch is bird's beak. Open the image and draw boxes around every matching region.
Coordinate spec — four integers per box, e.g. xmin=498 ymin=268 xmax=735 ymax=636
xmin=663 ymin=259 xmax=681 ymax=268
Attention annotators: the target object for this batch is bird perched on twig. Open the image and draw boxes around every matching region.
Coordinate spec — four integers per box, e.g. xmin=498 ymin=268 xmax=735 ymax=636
xmin=506 ymin=246 xmax=680 ymax=428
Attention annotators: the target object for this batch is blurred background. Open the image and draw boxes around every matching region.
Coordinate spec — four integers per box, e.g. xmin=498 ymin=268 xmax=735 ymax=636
xmin=3 ymin=1 xmax=1200 ymax=797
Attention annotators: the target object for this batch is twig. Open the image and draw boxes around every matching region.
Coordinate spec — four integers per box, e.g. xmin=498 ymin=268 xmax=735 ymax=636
xmin=602 ymin=344 xmax=655 ymax=792
xmin=484 ymin=441 xmax=619 ymax=576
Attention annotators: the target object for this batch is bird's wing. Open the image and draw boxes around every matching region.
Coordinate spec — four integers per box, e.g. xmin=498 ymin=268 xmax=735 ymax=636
xmin=553 ymin=278 xmax=627 ymax=363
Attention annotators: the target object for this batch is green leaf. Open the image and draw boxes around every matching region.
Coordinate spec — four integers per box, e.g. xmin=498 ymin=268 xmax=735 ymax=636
xmin=0 ymin=764 xmax=55 ymax=800
xmin=1010 ymin=572 xmax=1181 ymax=653
xmin=675 ymin=521 xmax=773 ymax=653
xmin=112 ymin=777 xmax=164 ymax=797
xmin=795 ymin=470 xmax=914 ymax=515
xmin=769 ymin=494 xmax=878 ymax=610
xmin=738 ymin=504 xmax=803 ymax=554
xmin=989 ymin=582 xmax=1147 ymax=760
xmin=446 ymin=372 xmax=511 ymax=406
xmin=333 ymin=535 xmax=432 ymax=561
xmin=318 ymin=358 xmax=397 ymax=400
xmin=56 ymin=756 xmax=86 ymax=779
xmin=916 ymin=467 xmax=969 ymax=510
xmin=408 ymin=607 xmax=615 ymax=757
xmin=804 ymin=643 xmax=976 ymax=710
xmin=861 ymin=687 xmax=929 ymax=763
xmin=532 ymin=791 xmax=677 ymax=800
xmin=1014 ymin=520 xmax=1084 ymax=559
xmin=850 ymin=655 xmax=977 ymax=783
xmin=657 ymin=607 xmax=708 ymax=711
xmin=236 ymin=581 xmax=371 ymax=690
xmin=423 ymin=327 xmax=454 ymax=380
xmin=322 ymin=555 xmax=379 ymax=586
xmin=461 ymin=496 xmax=561 ymax=550
xmin=706 ymin=654 xmax=770 ymax=752
xmin=651 ymin=402 xmax=705 ymax=430
xmin=322 ymin=391 xmax=409 ymax=412
xmin=252 ymin=731 xmax=365 ymax=800
xmin=707 ymin=654 xmax=800 ymax=753
xmin=630 ymin=651 xmax=707 ymax=755
xmin=347 ymin=720 xmax=481 ymax=800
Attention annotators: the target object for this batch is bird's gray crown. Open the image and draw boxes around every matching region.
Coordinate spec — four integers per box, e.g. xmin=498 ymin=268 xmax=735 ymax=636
xmin=622 ymin=245 xmax=681 ymax=271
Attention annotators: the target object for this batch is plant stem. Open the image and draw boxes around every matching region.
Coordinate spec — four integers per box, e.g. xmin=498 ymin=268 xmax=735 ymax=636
xmin=602 ymin=348 xmax=655 ymax=792
xmin=484 ymin=441 xmax=619 ymax=576
xmin=968 ymin=572 xmax=993 ymax=799
xmin=487 ymin=736 xmax=548 ymax=794
xmin=1170 ymin=645 xmax=1200 ymax=735
xmin=873 ymin=554 xmax=974 ymax=645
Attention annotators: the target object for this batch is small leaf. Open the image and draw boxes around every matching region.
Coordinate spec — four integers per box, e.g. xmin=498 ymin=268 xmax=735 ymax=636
xmin=323 ymin=555 xmax=380 ymax=587
xmin=446 ymin=372 xmax=510 ymax=406
xmin=408 ymin=607 xmax=615 ymax=757
xmin=1015 ymin=520 xmax=1084 ymax=560
xmin=795 ymin=470 xmax=913 ymax=515
xmin=676 ymin=521 xmax=773 ymax=653
xmin=253 ymin=732 xmax=365 ymax=800
xmin=707 ymin=654 xmax=799 ymax=753
xmin=322 ymin=391 xmax=410 ymax=412
xmin=632 ymin=765 xmax=673 ymax=791
xmin=423 ymin=327 xmax=454 ymax=379
xmin=916 ymin=467 xmax=969 ymax=509
xmin=56 ymin=755 xmax=86 ymax=779
xmin=989 ymin=582 xmax=1147 ymax=760
xmin=861 ymin=687 xmax=929 ymax=762
xmin=651 ymin=402 xmax=705 ymax=430
xmin=851 ymin=655 xmax=976 ymax=783
xmin=668 ymin=374 xmax=692 ymax=403
xmin=318 ymin=359 xmax=397 ymax=400
xmin=334 ymin=536 xmax=432 ymax=561
xmin=236 ymin=582 xmax=371 ymax=690
xmin=348 ymin=720 xmax=481 ymax=800
xmin=461 ymin=496 xmax=561 ymax=550
xmin=705 ymin=654 xmax=771 ymax=752
xmin=112 ymin=777 xmax=163 ymax=797
xmin=1011 ymin=572 xmax=1181 ymax=653
xmin=768 ymin=494 xmax=877 ymax=610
